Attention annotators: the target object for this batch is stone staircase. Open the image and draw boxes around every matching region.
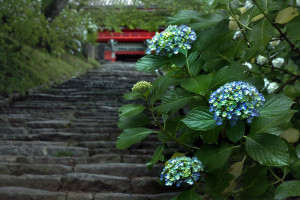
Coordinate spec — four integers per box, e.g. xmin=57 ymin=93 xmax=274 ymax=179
xmin=0 ymin=62 xmax=178 ymax=200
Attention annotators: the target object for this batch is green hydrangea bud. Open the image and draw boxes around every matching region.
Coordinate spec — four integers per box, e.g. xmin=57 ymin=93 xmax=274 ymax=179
xmin=132 ymin=81 xmax=152 ymax=92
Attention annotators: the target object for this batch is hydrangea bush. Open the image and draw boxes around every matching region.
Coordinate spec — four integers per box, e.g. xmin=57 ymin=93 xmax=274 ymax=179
xmin=117 ymin=0 xmax=300 ymax=199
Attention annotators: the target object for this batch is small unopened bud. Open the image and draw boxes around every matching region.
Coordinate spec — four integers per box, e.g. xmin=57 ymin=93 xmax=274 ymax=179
xmin=272 ymin=58 xmax=284 ymax=68
xmin=243 ymin=62 xmax=252 ymax=69
xmin=132 ymin=81 xmax=152 ymax=92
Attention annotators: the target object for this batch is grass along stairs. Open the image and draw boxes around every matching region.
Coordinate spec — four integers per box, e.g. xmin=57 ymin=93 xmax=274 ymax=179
xmin=0 ymin=62 xmax=179 ymax=200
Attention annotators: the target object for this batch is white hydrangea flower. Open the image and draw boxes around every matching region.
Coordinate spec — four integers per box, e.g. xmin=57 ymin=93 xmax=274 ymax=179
xmin=267 ymin=82 xmax=279 ymax=94
xmin=256 ymin=55 xmax=268 ymax=65
xmin=233 ymin=30 xmax=243 ymax=40
xmin=297 ymin=0 xmax=300 ymax=6
xmin=272 ymin=57 xmax=285 ymax=68
xmin=245 ymin=0 xmax=254 ymax=10
xmin=243 ymin=62 xmax=252 ymax=69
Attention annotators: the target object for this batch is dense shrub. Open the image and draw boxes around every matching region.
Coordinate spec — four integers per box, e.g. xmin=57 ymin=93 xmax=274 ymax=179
xmin=117 ymin=0 xmax=300 ymax=199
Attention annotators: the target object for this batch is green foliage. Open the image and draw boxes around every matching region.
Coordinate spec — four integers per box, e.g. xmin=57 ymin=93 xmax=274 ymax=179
xmin=116 ymin=0 xmax=300 ymax=198
xmin=116 ymin=128 xmax=154 ymax=149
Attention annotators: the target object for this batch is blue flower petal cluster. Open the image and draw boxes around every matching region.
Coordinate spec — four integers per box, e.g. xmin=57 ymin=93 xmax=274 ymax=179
xmin=146 ymin=25 xmax=197 ymax=57
xmin=160 ymin=156 xmax=203 ymax=187
xmin=209 ymin=81 xmax=265 ymax=126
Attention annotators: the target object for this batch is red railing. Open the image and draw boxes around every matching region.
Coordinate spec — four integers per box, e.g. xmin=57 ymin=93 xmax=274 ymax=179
xmin=97 ymin=31 xmax=156 ymax=42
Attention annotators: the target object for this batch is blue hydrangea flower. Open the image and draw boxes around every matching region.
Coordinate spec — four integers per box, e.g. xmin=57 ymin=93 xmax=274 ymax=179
xmin=209 ymin=81 xmax=265 ymax=126
xmin=160 ymin=156 xmax=203 ymax=187
xmin=146 ymin=25 xmax=197 ymax=57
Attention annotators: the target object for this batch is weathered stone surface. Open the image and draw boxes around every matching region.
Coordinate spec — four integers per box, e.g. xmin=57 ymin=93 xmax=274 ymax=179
xmin=90 ymin=154 xmax=121 ymax=163
xmin=122 ymin=155 xmax=152 ymax=164
xmin=17 ymin=156 xmax=88 ymax=165
xmin=0 ymin=175 xmax=62 ymax=191
xmin=0 ymin=187 xmax=66 ymax=200
xmin=67 ymin=192 xmax=93 ymax=200
xmin=26 ymin=120 xmax=70 ymax=128
xmin=61 ymin=173 xmax=130 ymax=192
xmin=75 ymin=163 xmax=163 ymax=177
xmin=18 ymin=164 xmax=73 ymax=175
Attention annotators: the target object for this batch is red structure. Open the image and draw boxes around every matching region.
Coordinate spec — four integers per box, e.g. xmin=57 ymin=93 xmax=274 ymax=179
xmin=97 ymin=29 xmax=157 ymax=62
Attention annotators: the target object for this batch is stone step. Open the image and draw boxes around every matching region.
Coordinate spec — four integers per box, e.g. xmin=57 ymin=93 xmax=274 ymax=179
xmin=0 ymin=127 xmax=29 ymax=134
xmin=74 ymin=163 xmax=163 ymax=177
xmin=0 ymin=162 xmax=73 ymax=175
xmin=61 ymin=173 xmax=130 ymax=193
xmin=38 ymin=132 xmax=110 ymax=142
xmin=0 ymin=174 xmax=62 ymax=191
xmin=0 ymin=187 xmax=66 ymax=200
xmin=89 ymin=154 xmax=153 ymax=164
xmin=0 ymin=141 xmax=68 ymax=147
xmin=0 ymin=146 xmax=89 ymax=157
xmin=94 ymin=192 xmax=177 ymax=200
xmin=25 ymin=120 xmax=70 ymax=129
xmin=0 ymin=155 xmax=88 ymax=166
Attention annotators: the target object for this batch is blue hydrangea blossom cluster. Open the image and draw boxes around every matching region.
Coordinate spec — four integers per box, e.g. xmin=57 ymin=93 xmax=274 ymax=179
xmin=160 ymin=156 xmax=203 ymax=187
xmin=146 ymin=25 xmax=197 ymax=57
xmin=209 ymin=81 xmax=265 ymax=126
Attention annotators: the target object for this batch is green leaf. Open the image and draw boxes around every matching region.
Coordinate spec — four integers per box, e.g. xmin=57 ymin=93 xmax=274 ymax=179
xmin=178 ymin=128 xmax=200 ymax=145
xmin=200 ymin=125 xmax=223 ymax=144
xmin=250 ymin=110 xmax=296 ymax=135
xmin=178 ymin=189 xmax=202 ymax=200
xmin=118 ymin=104 xmax=146 ymax=117
xmin=117 ymin=113 xmax=151 ymax=130
xmin=286 ymin=16 xmax=300 ymax=40
xmin=149 ymin=76 xmax=171 ymax=105
xmin=146 ymin=144 xmax=165 ymax=169
xmin=154 ymin=88 xmax=197 ymax=114
xmin=223 ymin=38 xmax=248 ymax=59
xmin=116 ymin=128 xmax=153 ymax=149
xmin=135 ymin=55 xmax=170 ymax=72
xmin=171 ymin=53 xmax=186 ymax=67
xmin=242 ymin=166 xmax=268 ymax=196
xmin=195 ymin=143 xmax=236 ymax=172
xmin=245 ymin=133 xmax=289 ymax=166
xmin=182 ymin=106 xmax=217 ymax=131
xmin=250 ymin=18 xmax=274 ymax=52
xmin=181 ymin=74 xmax=212 ymax=95
xmin=297 ymin=144 xmax=300 ymax=159
xmin=226 ymin=121 xmax=245 ymax=143
xmin=208 ymin=63 xmax=248 ymax=90
xmin=280 ymin=128 xmax=300 ymax=143
xmin=123 ymin=91 xmax=143 ymax=100
xmin=168 ymin=10 xmax=226 ymax=31
xmin=260 ymin=94 xmax=294 ymax=118
xmin=275 ymin=180 xmax=300 ymax=200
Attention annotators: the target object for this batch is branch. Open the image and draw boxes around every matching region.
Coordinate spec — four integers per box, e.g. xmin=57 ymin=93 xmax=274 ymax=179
xmin=256 ymin=63 xmax=300 ymax=78
xmin=275 ymin=76 xmax=299 ymax=94
xmin=252 ymin=0 xmax=300 ymax=57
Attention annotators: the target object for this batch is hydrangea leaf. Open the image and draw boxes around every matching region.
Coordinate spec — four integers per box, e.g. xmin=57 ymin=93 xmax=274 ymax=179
xmin=123 ymin=91 xmax=143 ymax=100
xmin=296 ymin=144 xmax=300 ymax=159
xmin=146 ymin=144 xmax=166 ymax=169
xmin=195 ymin=143 xmax=236 ymax=172
xmin=118 ymin=104 xmax=146 ymax=117
xmin=135 ymin=55 xmax=170 ymax=72
xmin=275 ymin=7 xmax=299 ymax=24
xmin=208 ymin=63 xmax=248 ymax=91
xmin=226 ymin=121 xmax=245 ymax=143
xmin=275 ymin=180 xmax=300 ymax=200
xmin=154 ymin=88 xmax=197 ymax=114
xmin=250 ymin=18 xmax=274 ymax=52
xmin=200 ymin=125 xmax=224 ymax=144
xmin=180 ymin=74 xmax=212 ymax=95
xmin=116 ymin=128 xmax=153 ymax=149
xmin=260 ymin=94 xmax=294 ymax=118
xmin=242 ymin=166 xmax=268 ymax=197
xmin=171 ymin=53 xmax=186 ymax=67
xmin=182 ymin=106 xmax=217 ymax=131
xmin=178 ymin=189 xmax=203 ymax=200
xmin=245 ymin=133 xmax=289 ymax=166
xmin=250 ymin=110 xmax=296 ymax=135
xmin=280 ymin=128 xmax=300 ymax=143
xmin=117 ymin=113 xmax=151 ymax=130
xmin=286 ymin=16 xmax=300 ymax=40
xmin=149 ymin=76 xmax=172 ymax=106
